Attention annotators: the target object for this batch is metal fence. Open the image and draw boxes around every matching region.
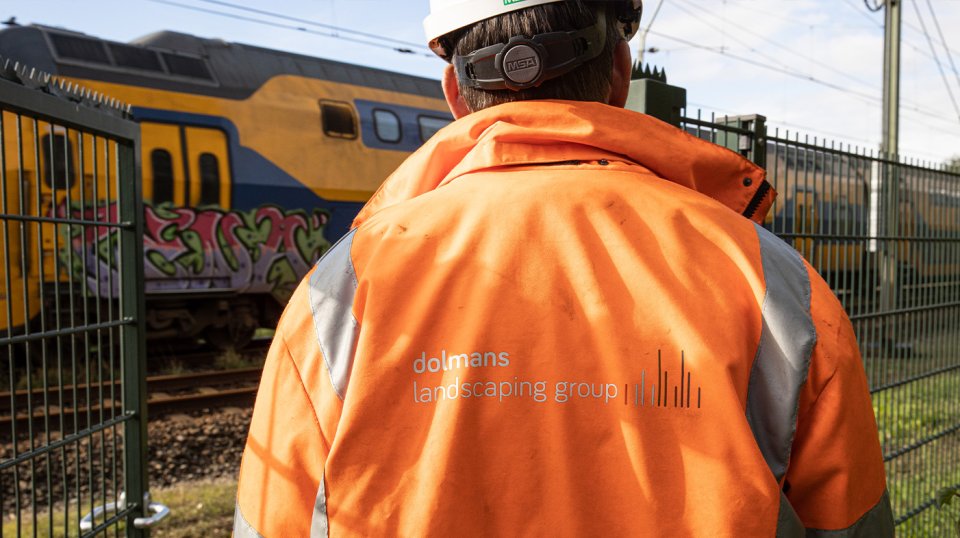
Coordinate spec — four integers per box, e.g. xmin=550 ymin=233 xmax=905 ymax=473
xmin=685 ymin=110 xmax=960 ymax=535
xmin=0 ymin=60 xmax=154 ymax=536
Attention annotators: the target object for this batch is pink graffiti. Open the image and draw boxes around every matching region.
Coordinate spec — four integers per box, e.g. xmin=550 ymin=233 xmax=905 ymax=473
xmin=57 ymin=202 xmax=330 ymax=301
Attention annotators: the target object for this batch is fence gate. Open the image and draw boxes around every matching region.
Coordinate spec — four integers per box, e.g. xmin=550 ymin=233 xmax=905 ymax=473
xmin=0 ymin=60 xmax=159 ymax=536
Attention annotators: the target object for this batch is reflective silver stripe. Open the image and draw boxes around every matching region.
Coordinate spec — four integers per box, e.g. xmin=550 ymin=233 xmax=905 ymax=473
xmin=233 ymin=504 xmax=265 ymax=538
xmin=309 ymin=229 xmax=359 ymax=400
xmin=310 ymin=475 xmax=330 ymax=538
xmin=806 ymin=491 xmax=894 ymax=538
xmin=776 ymin=492 xmax=804 ymax=538
xmin=746 ymin=224 xmax=817 ymax=482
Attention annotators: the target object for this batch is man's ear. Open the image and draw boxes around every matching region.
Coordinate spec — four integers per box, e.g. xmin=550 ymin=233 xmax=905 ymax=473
xmin=607 ymin=39 xmax=632 ymax=109
xmin=443 ymin=64 xmax=472 ymax=119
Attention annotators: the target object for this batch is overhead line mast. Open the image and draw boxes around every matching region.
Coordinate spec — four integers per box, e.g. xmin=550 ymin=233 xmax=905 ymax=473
xmin=881 ymin=0 xmax=901 ymax=159
xmin=879 ymin=0 xmax=901 ymax=319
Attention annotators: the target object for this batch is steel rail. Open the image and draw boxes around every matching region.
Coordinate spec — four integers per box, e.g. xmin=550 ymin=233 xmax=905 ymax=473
xmin=0 ymin=370 xmax=262 ymax=434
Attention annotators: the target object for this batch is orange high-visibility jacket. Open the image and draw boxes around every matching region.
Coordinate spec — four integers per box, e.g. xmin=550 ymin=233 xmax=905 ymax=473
xmin=235 ymin=100 xmax=892 ymax=537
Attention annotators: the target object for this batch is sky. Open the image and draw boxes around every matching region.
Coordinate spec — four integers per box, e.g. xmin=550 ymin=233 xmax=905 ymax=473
xmin=2 ymin=0 xmax=959 ymax=164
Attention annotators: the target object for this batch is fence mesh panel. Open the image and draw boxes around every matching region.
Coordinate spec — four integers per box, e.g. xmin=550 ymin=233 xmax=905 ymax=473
xmin=683 ymin=111 xmax=960 ymax=535
xmin=0 ymin=65 xmax=145 ymax=537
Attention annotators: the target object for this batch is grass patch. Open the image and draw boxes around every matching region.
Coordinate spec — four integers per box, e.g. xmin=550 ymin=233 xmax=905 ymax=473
xmin=151 ymin=477 xmax=237 ymax=537
xmin=253 ymin=329 xmax=275 ymax=340
xmin=2 ymin=477 xmax=237 ymax=537
xmin=213 ymin=349 xmax=264 ymax=371
xmin=867 ymin=324 xmax=960 ymax=536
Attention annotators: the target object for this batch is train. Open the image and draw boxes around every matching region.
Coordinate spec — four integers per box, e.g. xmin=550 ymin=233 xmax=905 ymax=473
xmin=0 ymin=23 xmax=452 ymax=348
xmin=0 ymin=23 xmax=956 ymax=351
xmin=763 ymin=139 xmax=960 ymax=301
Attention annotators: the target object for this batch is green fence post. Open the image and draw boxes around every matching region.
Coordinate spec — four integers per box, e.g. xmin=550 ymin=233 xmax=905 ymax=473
xmin=717 ymin=115 xmax=768 ymax=169
xmin=119 ymin=133 xmax=149 ymax=537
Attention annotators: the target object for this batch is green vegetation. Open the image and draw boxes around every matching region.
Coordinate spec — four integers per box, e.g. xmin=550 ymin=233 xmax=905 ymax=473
xmin=213 ymin=348 xmax=265 ymax=371
xmin=938 ymin=486 xmax=960 ymax=538
xmin=868 ymin=324 xmax=960 ymax=537
xmin=253 ymin=328 xmax=275 ymax=340
xmin=150 ymin=478 xmax=237 ymax=537
xmin=947 ymin=156 xmax=960 ymax=174
xmin=2 ymin=478 xmax=238 ymax=537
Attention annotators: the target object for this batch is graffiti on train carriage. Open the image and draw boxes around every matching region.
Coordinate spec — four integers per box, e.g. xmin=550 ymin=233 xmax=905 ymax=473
xmin=57 ymin=202 xmax=331 ymax=302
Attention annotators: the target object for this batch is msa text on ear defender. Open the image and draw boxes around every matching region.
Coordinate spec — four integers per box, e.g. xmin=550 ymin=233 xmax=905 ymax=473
xmin=453 ymin=20 xmax=606 ymax=91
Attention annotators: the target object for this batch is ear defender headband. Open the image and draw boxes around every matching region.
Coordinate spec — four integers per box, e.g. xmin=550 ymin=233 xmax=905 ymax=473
xmin=450 ymin=0 xmax=643 ymax=92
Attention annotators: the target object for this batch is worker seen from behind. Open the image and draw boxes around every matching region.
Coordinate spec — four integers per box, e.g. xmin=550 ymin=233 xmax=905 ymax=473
xmin=234 ymin=0 xmax=894 ymax=535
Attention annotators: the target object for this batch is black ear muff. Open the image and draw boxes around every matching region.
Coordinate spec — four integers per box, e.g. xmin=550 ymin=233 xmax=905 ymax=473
xmin=453 ymin=12 xmax=608 ymax=91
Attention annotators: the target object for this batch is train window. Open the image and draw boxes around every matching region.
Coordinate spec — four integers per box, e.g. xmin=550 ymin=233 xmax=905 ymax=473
xmin=321 ymin=101 xmax=358 ymax=139
xmin=199 ymin=153 xmax=221 ymax=206
xmin=151 ymin=149 xmax=175 ymax=205
xmin=40 ymin=134 xmax=76 ymax=190
xmin=49 ymin=33 xmax=110 ymax=64
xmin=109 ymin=43 xmax=164 ymax=72
xmin=162 ymin=53 xmax=214 ymax=81
xmin=418 ymin=116 xmax=451 ymax=142
xmin=373 ymin=109 xmax=402 ymax=143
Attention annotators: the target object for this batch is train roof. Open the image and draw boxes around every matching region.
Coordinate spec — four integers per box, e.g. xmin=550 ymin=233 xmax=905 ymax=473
xmin=0 ymin=24 xmax=444 ymax=100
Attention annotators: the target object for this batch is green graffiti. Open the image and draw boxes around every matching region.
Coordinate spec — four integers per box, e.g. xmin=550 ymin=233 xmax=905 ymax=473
xmin=217 ymin=225 xmax=240 ymax=272
xmin=151 ymin=204 xmax=180 ymax=220
xmin=57 ymin=226 xmax=80 ymax=279
xmin=175 ymin=230 xmax=205 ymax=274
xmin=294 ymin=209 xmax=330 ymax=261
xmin=266 ymin=256 xmax=298 ymax=303
xmin=95 ymin=231 xmax=120 ymax=268
xmin=147 ymin=250 xmax=177 ymax=276
xmin=236 ymin=209 xmax=273 ymax=262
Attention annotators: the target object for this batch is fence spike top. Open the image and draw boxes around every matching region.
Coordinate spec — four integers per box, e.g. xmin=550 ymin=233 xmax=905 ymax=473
xmin=0 ymin=55 xmax=134 ymax=119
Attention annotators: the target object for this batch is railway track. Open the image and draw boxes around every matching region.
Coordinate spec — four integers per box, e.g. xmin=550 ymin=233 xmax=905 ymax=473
xmin=146 ymin=338 xmax=272 ymax=368
xmin=0 ymin=367 xmax=264 ymax=435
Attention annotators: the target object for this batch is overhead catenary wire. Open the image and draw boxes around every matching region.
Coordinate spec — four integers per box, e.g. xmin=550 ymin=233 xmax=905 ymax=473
xmin=145 ymin=0 xmax=437 ymax=58
xmin=688 ymin=100 xmax=880 ymax=146
xmin=667 ymin=0 xmax=799 ymax=76
xmin=841 ymin=0 xmax=960 ymax=61
xmin=672 ymin=0 xmax=881 ymax=94
xmin=191 ymin=0 xmax=431 ymax=53
xmin=636 ymin=0 xmax=665 ymax=63
xmin=923 ymin=0 xmax=960 ymax=102
xmin=647 ymin=29 xmax=960 ymax=130
xmin=686 ymin=100 xmax=953 ymax=161
xmin=670 ymin=0 xmax=939 ymax=116
xmin=909 ymin=0 xmax=960 ymax=122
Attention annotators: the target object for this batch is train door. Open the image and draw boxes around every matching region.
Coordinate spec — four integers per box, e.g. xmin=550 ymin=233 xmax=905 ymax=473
xmin=794 ymin=188 xmax=817 ymax=264
xmin=141 ymin=122 xmax=231 ymax=209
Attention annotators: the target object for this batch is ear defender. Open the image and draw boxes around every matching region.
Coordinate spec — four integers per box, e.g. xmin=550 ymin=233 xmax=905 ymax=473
xmin=451 ymin=1 xmax=643 ymax=92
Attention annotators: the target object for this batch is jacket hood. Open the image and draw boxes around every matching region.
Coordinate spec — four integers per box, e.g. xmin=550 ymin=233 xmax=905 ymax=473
xmin=353 ymin=100 xmax=774 ymax=227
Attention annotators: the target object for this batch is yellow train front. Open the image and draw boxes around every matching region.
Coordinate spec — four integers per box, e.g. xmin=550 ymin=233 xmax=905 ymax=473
xmin=0 ymin=24 xmax=451 ymax=347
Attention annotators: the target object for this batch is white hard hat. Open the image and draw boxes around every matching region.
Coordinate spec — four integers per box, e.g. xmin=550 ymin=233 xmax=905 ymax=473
xmin=425 ymin=0 xmax=642 ymax=60
xmin=425 ymin=0 xmax=564 ymax=48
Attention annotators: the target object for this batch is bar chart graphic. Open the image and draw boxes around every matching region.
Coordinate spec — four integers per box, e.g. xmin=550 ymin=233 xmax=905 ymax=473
xmin=624 ymin=350 xmax=702 ymax=410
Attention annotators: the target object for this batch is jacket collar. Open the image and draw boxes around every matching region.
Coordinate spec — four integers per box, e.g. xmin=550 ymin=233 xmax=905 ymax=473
xmin=353 ymin=100 xmax=774 ymax=227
